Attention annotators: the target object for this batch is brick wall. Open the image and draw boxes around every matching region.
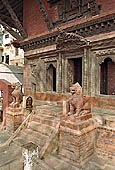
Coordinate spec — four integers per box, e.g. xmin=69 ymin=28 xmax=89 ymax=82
xmin=23 ymin=0 xmax=58 ymax=38
xmin=23 ymin=0 xmax=115 ymax=39
xmin=98 ymin=0 xmax=115 ymax=14
xmin=24 ymin=64 xmax=36 ymax=96
xmin=59 ymin=114 xmax=95 ymax=167
xmin=91 ymin=96 xmax=115 ymax=111
xmin=96 ymin=127 xmax=115 ymax=160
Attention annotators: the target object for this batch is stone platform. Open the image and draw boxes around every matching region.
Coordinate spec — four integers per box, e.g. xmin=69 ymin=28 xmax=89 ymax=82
xmin=59 ymin=113 xmax=96 ymax=168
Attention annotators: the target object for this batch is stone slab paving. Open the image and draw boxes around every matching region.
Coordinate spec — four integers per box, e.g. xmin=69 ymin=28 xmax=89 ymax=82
xmin=0 ymin=130 xmax=10 ymax=145
xmin=0 ymin=130 xmax=23 ymax=170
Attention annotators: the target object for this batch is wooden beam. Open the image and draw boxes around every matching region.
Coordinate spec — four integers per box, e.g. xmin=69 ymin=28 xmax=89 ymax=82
xmin=0 ymin=18 xmax=24 ymax=40
xmin=1 ymin=0 xmax=27 ymax=39
xmin=36 ymin=0 xmax=53 ymax=30
xmin=0 ymin=14 xmax=15 ymax=26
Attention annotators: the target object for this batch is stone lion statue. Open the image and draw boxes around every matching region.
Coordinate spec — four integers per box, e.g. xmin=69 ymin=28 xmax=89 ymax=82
xmin=9 ymin=82 xmax=23 ymax=108
xmin=68 ymin=83 xmax=90 ymax=116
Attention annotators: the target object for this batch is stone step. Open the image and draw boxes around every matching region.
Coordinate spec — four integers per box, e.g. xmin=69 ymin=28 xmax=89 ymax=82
xmin=36 ymin=106 xmax=62 ymax=116
xmin=0 ymin=130 xmax=10 ymax=145
xmin=31 ymin=113 xmax=60 ymax=128
xmin=44 ymin=154 xmax=79 ymax=170
xmin=20 ymin=128 xmax=49 ymax=148
xmin=28 ymin=121 xmax=55 ymax=136
xmin=36 ymin=103 xmax=62 ymax=111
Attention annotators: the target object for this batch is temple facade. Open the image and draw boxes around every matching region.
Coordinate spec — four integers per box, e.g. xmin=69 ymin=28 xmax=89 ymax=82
xmin=0 ymin=0 xmax=115 ymax=169
xmin=19 ymin=0 xmax=115 ymax=97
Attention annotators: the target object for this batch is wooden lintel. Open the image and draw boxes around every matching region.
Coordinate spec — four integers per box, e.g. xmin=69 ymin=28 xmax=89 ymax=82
xmin=36 ymin=0 xmax=54 ymax=30
xmin=1 ymin=0 xmax=27 ymax=39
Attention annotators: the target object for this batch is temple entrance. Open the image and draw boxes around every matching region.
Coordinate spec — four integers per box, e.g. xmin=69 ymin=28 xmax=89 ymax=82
xmin=100 ymin=58 xmax=115 ymax=95
xmin=46 ymin=64 xmax=56 ymax=92
xmin=68 ymin=57 xmax=82 ymax=88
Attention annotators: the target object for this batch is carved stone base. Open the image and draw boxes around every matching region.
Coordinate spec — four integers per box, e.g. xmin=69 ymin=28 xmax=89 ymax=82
xmin=59 ymin=113 xmax=96 ymax=168
xmin=6 ymin=107 xmax=24 ymax=133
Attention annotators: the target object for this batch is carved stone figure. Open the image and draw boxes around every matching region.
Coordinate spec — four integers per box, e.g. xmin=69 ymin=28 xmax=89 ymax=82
xmin=26 ymin=96 xmax=33 ymax=110
xmin=68 ymin=82 xmax=90 ymax=116
xmin=68 ymin=82 xmax=83 ymax=116
xmin=9 ymin=82 xmax=23 ymax=108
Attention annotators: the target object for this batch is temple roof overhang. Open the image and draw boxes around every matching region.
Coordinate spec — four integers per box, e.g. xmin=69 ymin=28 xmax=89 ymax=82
xmin=0 ymin=0 xmax=27 ymax=40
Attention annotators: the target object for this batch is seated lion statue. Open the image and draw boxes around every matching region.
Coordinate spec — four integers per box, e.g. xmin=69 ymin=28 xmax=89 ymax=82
xmin=68 ymin=82 xmax=90 ymax=116
xmin=9 ymin=82 xmax=23 ymax=108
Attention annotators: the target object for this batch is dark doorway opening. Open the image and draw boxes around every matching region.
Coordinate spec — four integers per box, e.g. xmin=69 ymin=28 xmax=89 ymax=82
xmin=53 ymin=66 xmax=56 ymax=91
xmin=68 ymin=57 xmax=82 ymax=91
xmin=6 ymin=55 xmax=9 ymax=65
xmin=100 ymin=58 xmax=115 ymax=95
xmin=47 ymin=64 xmax=56 ymax=92
xmin=73 ymin=57 xmax=82 ymax=86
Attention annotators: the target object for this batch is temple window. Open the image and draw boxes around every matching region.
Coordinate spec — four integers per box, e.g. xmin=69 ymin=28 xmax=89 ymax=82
xmin=100 ymin=58 xmax=115 ymax=95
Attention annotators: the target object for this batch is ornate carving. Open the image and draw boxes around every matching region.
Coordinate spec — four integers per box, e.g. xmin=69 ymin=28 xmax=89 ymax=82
xmin=68 ymin=60 xmax=74 ymax=88
xmin=30 ymin=59 xmax=46 ymax=91
xmin=95 ymin=49 xmax=115 ymax=64
xmin=56 ymin=29 xmax=88 ymax=50
xmin=20 ymin=14 xmax=115 ymax=52
xmin=88 ymin=0 xmax=100 ymax=16
xmin=31 ymin=63 xmax=40 ymax=80
xmin=46 ymin=62 xmax=57 ymax=69
xmin=43 ymin=57 xmax=57 ymax=62
xmin=9 ymin=82 xmax=23 ymax=108
xmin=26 ymin=96 xmax=33 ymax=110
xmin=37 ymin=0 xmax=53 ymax=30
xmin=55 ymin=0 xmax=100 ymax=22
xmin=68 ymin=83 xmax=91 ymax=116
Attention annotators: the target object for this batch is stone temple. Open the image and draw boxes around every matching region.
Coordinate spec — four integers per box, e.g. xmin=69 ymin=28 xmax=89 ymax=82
xmin=0 ymin=0 xmax=115 ymax=170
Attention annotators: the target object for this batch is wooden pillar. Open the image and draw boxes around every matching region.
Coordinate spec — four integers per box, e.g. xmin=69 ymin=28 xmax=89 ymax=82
xmin=95 ymin=57 xmax=100 ymax=95
xmin=90 ymin=51 xmax=96 ymax=96
xmin=64 ymin=58 xmax=69 ymax=93
xmin=62 ymin=54 xmax=65 ymax=93
xmin=83 ymin=47 xmax=89 ymax=96
xmin=56 ymin=53 xmax=62 ymax=93
xmin=61 ymin=54 xmax=69 ymax=93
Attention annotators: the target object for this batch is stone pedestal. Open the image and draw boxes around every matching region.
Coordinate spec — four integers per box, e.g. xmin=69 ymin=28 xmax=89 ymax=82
xmin=6 ymin=107 xmax=24 ymax=133
xmin=59 ymin=113 xmax=96 ymax=168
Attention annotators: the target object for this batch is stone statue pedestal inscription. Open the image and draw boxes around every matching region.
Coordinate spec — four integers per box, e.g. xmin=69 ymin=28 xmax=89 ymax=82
xmin=59 ymin=113 xmax=96 ymax=168
xmin=6 ymin=107 xmax=24 ymax=133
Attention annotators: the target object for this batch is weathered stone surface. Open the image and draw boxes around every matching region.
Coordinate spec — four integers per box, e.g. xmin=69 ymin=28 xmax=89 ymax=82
xmin=6 ymin=107 xmax=24 ymax=133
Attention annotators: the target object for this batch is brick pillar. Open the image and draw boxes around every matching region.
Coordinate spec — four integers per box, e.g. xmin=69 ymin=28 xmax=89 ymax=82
xmin=6 ymin=107 xmax=24 ymax=133
xmin=59 ymin=113 xmax=96 ymax=168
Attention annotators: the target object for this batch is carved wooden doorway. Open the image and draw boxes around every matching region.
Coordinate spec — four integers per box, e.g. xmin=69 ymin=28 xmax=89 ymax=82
xmin=68 ymin=57 xmax=82 ymax=88
xmin=46 ymin=64 xmax=56 ymax=92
